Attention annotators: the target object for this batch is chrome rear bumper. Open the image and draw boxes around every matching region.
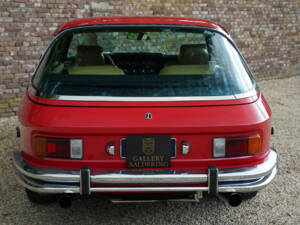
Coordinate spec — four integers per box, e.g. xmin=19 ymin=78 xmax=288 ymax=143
xmin=12 ymin=149 xmax=277 ymax=194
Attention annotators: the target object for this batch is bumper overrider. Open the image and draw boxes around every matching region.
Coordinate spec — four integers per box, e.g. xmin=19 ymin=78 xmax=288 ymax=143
xmin=12 ymin=149 xmax=277 ymax=195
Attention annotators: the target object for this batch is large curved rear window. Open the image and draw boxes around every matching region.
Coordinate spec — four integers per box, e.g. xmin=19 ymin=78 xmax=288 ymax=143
xmin=33 ymin=26 xmax=254 ymax=99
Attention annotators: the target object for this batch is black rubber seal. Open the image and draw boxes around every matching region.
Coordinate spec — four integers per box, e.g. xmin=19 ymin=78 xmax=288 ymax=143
xmin=208 ymin=165 xmax=218 ymax=195
xmin=80 ymin=166 xmax=90 ymax=195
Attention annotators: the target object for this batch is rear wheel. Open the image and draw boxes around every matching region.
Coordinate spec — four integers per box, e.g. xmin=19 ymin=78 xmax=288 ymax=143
xmin=25 ymin=189 xmax=57 ymax=204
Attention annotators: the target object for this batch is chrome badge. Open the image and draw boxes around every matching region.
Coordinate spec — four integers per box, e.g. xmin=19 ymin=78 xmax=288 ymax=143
xmin=145 ymin=112 xmax=152 ymax=119
xmin=142 ymin=137 xmax=155 ymax=155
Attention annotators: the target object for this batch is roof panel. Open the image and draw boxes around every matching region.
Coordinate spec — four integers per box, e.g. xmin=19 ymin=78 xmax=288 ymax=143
xmin=54 ymin=16 xmax=225 ymax=36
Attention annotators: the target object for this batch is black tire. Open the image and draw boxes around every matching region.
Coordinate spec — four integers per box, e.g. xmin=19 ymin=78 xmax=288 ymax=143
xmin=240 ymin=191 xmax=258 ymax=200
xmin=25 ymin=189 xmax=57 ymax=204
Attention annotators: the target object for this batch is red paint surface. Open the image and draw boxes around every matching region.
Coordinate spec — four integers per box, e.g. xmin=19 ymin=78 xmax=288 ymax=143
xmin=54 ymin=16 xmax=227 ymax=36
xmin=19 ymin=89 xmax=271 ymax=170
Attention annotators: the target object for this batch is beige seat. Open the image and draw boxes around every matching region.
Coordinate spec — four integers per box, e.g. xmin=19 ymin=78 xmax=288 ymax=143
xmin=159 ymin=64 xmax=210 ymax=75
xmin=178 ymin=44 xmax=209 ymax=65
xmin=70 ymin=45 xmax=124 ymax=75
xmin=160 ymin=44 xmax=211 ymax=75
xmin=69 ymin=65 xmax=124 ymax=75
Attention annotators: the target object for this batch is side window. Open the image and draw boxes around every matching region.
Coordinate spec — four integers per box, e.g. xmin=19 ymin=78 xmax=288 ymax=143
xmin=32 ymin=47 xmax=52 ymax=88
xmin=67 ymin=35 xmax=79 ymax=58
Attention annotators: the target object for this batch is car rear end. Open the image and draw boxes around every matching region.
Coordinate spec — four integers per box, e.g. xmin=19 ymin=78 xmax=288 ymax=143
xmin=12 ymin=17 xmax=277 ymax=206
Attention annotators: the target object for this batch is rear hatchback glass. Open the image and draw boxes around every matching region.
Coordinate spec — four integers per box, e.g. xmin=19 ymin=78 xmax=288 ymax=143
xmin=33 ymin=26 xmax=254 ymax=99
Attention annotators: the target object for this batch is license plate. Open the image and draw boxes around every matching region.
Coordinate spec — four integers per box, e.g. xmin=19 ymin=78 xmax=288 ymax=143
xmin=126 ymin=135 xmax=171 ymax=168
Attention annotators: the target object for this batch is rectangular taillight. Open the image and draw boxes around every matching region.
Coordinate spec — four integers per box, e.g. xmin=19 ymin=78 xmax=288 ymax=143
xmin=70 ymin=139 xmax=83 ymax=159
xmin=34 ymin=137 xmax=83 ymax=159
xmin=213 ymin=138 xmax=226 ymax=158
xmin=213 ymin=135 xmax=261 ymax=158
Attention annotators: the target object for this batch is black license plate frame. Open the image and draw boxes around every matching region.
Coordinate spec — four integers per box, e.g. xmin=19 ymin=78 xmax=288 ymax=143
xmin=126 ymin=135 xmax=171 ymax=168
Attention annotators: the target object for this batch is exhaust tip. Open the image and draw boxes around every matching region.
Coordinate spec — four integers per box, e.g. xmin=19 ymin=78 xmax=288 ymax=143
xmin=58 ymin=195 xmax=72 ymax=208
xmin=228 ymin=193 xmax=242 ymax=207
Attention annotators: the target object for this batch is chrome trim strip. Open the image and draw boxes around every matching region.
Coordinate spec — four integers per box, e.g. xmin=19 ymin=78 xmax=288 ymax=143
xmin=13 ymin=150 xmax=276 ymax=184
xmin=218 ymin=167 xmax=277 ymax=193
xmin=13 ymin=170 xmax=80 ymax=194
xmin=54 ymin=95 xmax=236 ymax=102
xmin=234 ymin=89 xmax=257 ymax=99
xmin=12 ymin=152 xmax=80 ymax=182
xmin=14 ymin=167 xmax=276 ymax=194
xmin=110 ymin=199 xmax=200 ymax=203
xmin=45 ymin=89 xmax=256 ymax=102
xmin=110 ymin=193 xmax=202 ymax=203
xmin=218 ymin=150 xmax=277 ymax=181
xmin=12 ymin=149 xmax=277 ymax=194
xmin=91 ymin=187 xmax=208 ymax=192
xmin=111 ymin=200 xmax=160 ymax=203
xmin=91 ymin=172 xmax=207 ymax=184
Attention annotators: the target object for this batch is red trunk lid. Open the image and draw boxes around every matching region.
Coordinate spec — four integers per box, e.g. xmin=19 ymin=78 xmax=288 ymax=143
xmin=19 ymin=90 xmax=271 ymax=170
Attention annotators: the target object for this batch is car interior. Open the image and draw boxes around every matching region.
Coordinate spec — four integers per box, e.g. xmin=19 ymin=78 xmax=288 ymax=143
xmin=67 ymin=44 xmax=211 ymax=76
xmin=56 ymin=30 xmax=212 ymax=76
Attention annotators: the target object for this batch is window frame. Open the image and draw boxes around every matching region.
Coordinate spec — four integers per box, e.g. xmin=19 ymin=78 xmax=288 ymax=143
xmin=31 ymin=24 xmax=257 ymax=102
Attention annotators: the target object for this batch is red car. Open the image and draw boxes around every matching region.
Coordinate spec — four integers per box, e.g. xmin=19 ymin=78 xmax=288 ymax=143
xmin=13 ymin=17 xmax=277 ymax=208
